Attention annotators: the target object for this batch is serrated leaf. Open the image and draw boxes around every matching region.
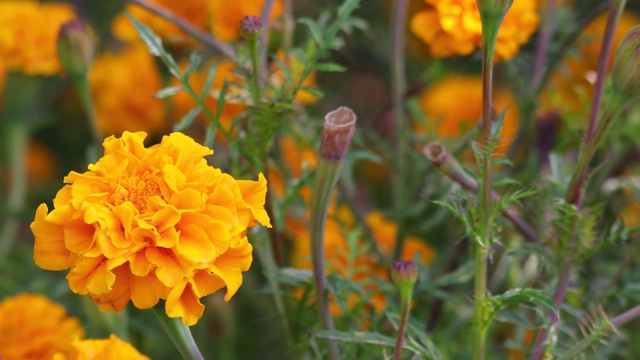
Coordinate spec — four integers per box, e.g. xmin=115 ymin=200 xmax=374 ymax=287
xmin=272 ymin=57 xmax=295 ymax=85
xmin=315 ymin=62 xmax=346 ymax=72
xmin=173 ymin=107 xmax=200 ymax=131
xmin=299 ymin=18 xmax=324 ymax=45
xmin=300 ymin=86 xmax=324 ymax=97
xmin=126 ymin=13 xmax=182 ymax=79
xmin=153 ymin=86 xmax=183 ymax=99
xmin=489 ymin=288 xmax=559 ymax=324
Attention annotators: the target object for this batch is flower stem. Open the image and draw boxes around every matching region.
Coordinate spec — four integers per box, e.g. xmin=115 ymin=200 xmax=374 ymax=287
xmin=0 ymin=120 xmax=29 ymax=266
xmin=125 ymin=0 xmax=235 ymax=58
xmin=393 ymin=297 xmax=412 ymax=360
xmin=153 ymin=306 xmax=205 ymax=360
xmin=390 ymin=0 xmax=410 ymax=261
xmin=75 ymin=73 xmax=103 ymax=146
xmin=310 ymin=158 xmax=342 ymax=360
xmin=531 ymin=0 xmax=559 ymax=90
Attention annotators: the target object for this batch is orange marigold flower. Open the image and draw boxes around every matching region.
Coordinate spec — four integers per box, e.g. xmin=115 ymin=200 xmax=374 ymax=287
xmin=0 ymin=293 xmax=84 ymax=360
xmin=31 ymin=131 xmax=271 ymax=326
xmin=89 ymin=45 xmax=166 ymax=136
xmin=54 ymin=334 xmax=149 ymax=360
xmin=209 ymin=1 xmax=283 ymax=42
xmin=410 ymin=0 xmax=539 ymax=60
xmin=0 ymin=0 xmax=75 ymax=75
xmin=416 ymin=74 xmax=520 ymax=155
xmin=112 ymin=0 xmax=210 ymax=45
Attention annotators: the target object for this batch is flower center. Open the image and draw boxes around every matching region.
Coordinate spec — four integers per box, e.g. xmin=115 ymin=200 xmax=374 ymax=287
xmin=112 ymin=170 xmax=161 ymax=212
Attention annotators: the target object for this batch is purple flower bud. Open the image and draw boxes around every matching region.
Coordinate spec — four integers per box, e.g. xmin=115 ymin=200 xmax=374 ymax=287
xmin=391 ymin=260 xmax=418 ymax=285
xmin=611 ymin=25 xmax=640 ymax=96
xmin=240 ymin=16 xmax=263 ymax=41
xmin=57 ymin=19 xmax=95 ymax=77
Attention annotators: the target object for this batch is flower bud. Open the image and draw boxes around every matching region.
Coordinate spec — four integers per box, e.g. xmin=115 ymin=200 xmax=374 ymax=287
xmin=240 ymin=16 xmax=263 ymax=41
xmin=391 ymin=260 xmax=418 ymax=303
xmin=476 ymin=0 xmax=514 ymax=19
xmin=57 ymin=19 xmax=95 ymax=78
xmin=320 ymin=107 xmax=357 ymax=162
xmin=611 ymin=25 xmax=640 ymax=96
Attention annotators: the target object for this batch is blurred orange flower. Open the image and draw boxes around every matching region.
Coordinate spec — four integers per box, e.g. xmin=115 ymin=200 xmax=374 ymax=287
xmin=0 ymin=0 xmax=75 ymax=75
xmin=209 ymin=1 xmax=283 ymax=42
xmin=54 ymin=334 xmax=149 ymax=360
xmin=112 ymin=0 xmax=209 ymax=45
xmin=416 ymin=74 xmax=520 ymax=155
xmin=0 ymin=293 xmax=84 ymax=360
xmin=410 ymin=0 xmax=539 ymax=60
xmin=31 ymin=131 xmax=271 ymax=326
xmin=88 ymin=45 xmax=166 ymax=136
xmin=542 ymin=12 xmax=640 ymax=115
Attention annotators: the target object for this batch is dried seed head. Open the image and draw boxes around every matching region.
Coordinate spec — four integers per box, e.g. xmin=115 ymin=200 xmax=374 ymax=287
xmin=319 ymin=107 xmax=357 ymax=162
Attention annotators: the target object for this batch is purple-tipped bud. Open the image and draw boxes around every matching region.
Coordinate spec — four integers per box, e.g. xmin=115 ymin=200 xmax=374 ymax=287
xmin=391 ymin=261 xmax=418 ymax=286
xmin=320 ymin=107 xmax=357 ymax=162
xmin=611 ymin=25 xmax=640 ymax=96
xmin=240 ymin=16 xmax=263 ymax=41
xmin=57 ymin=19 xmax=95 ymax=78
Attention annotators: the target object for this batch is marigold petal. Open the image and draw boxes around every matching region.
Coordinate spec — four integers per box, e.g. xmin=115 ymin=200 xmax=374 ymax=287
xmin=176 ymin=223 xmax=218 ymax=263
xmin=236 ymin=172 xmax=272 ymax=227
xmin=146 ymin=247 xmax=189 ymax=287
xmin=170 ymin=188 xmax=205 ymax=212
xmin=32 ymin=204 xmax=73 ymax=270
xmin=210 ymin=236 xmax=253 ymax=301
xmin=130 ymin=272 xmax=167 ymax=309
xmin=67 ymin=256 xmax=126 ymax=295
xmin=165 ymin=281 xmax=205 ymax=326
xmin=92 ymin=264 xmax=131 ymax=312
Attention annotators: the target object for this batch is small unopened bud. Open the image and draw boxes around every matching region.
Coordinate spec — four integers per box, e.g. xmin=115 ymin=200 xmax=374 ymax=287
xmin=476 ymin=0 xmax=514 ymax=18
xmin=391 ymin=260 xmax=418 ymax=286
xmin=611 ymin=25 xmax=640 ymax=96
xmin=240 ymin=16 xmax=263 ymax=41
xmin=320 ymin=107 xmax=357 ymax=162
xmin=57 ymin=19 xmax=95 ymax=78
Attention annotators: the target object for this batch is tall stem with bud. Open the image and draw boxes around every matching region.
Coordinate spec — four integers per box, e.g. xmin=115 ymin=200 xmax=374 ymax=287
xmin=310 ymin=107 xmax=357 ymax=360
xmin=474 ymin=1 xmax=512 ymax=359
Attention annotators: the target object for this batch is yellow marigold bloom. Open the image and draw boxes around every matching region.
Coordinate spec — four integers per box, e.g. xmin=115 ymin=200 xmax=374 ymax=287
xmin=0 ymin=293 xmax=84 ymax=360
xmin=209 ymin=1 xmax=283 ymax=42
xmin=410 ymin=0 xmax=539 ymax=60
xmin=416 ymin=74 xmax=520 ymax=155
xmin=54 ymin=334 xmax=149 ymax=360
xmin=0 ymin=0 xmax=75 ymax=75
xmin=31 ymin=131 xmax=271 ymax=326
xmin=89 ymin=45 xmax=166 ymax=136
xmin=112 ymin=0 xmax=209 ymax=45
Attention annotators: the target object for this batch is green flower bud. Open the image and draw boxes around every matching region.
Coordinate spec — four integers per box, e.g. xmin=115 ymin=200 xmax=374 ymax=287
xmin=391 ymin=260 xmax=418 ymax=301
xmin=611 ymin=25 xmax=640 ymax=96
xmin=57 ymin=19 xmax=95 ymax=78
xmin=476 ymin=0 xmax=514 ymax=19
xmin=239 ymin=16 xmax=263 ymax=41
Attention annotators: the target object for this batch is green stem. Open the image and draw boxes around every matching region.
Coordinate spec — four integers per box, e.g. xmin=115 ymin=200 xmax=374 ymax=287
xmin=394 ymin=297 xmax=412 ymax=360
xmin=153 ymin=306 xmax=205 ymax=360
xmin=390 ymin=0 xmax=410 ymax=261
xmin=248 ymin=37 xmax=262 ymax=106
xmin=74 ymin=74 xmax=103 ymax=146
xmin=474 ymin=246 xmax=489 ymax=360
xmin=0 ymin=121 xmax=29 ymax=266
xmin=310 ymin=158 xmax=342 ymax=360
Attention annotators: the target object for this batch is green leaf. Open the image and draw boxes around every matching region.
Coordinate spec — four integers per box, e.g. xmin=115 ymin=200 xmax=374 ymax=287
xmin=126 ymin=13 xmax=181 ymax=80
xmin=173 ymin=107 xmax=200 ymax=132
xmin=298 ymin=18 xmax=324 ymax=45
xmin=314 ymin=330 xmax=438 ymax=358
xmin=183 ymin=52 xmax=202 ymax=80
xmin=200 ymin=65 xmax=218 ymax=102
xmin=315 ymin=62 xmax=347 ymax=72
xmin=300 ymin=86 xmax=324 ymax=98
xmin=488 ymin=288 xmax=559 ymax=325
xmin=272 ymin=57 xmax=295 ymax=85
xmin=153 ymin=86 xmax=183 ymax=99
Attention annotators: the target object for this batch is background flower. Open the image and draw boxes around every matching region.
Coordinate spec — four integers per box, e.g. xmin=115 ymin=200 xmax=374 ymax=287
xmin=31 ymin=132 xmax=270 ymax=326
xmin=0 ymin=293 xmax=84 ymax=360
xmin=54 ymin=334 xmax=149 ymax=360
xmin=88 ymin=45 xmax=166 ymax=136
xmin=410 ymin=0 xmax=539 ymax=60
xmin=0 ymin=0 xmax=75 ymax=75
